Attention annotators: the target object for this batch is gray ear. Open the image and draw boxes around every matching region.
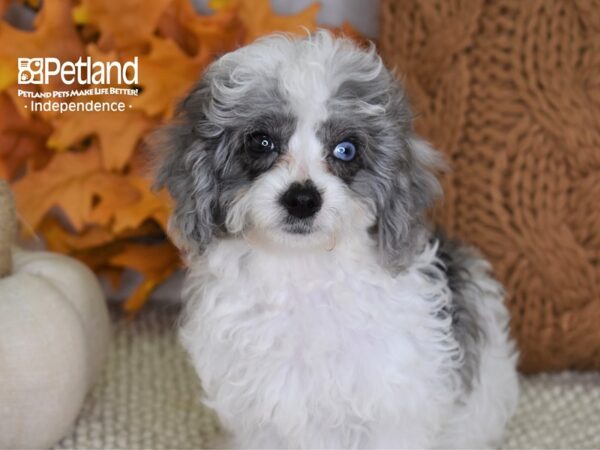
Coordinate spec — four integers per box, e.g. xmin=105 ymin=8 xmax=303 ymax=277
xmin=154 ymin=80 xmax=221 ymax=254
xmin=377 ymin=138 xmax=443 ymax=269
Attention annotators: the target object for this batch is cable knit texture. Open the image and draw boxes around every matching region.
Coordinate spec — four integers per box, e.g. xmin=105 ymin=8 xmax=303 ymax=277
xmin=379 ymin=0 xmax=600 ymax=372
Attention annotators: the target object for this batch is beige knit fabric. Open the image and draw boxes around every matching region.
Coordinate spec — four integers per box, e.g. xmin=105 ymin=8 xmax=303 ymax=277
xmin=56 ymin=306 xmax=221 ymax=450
xmin=55 ymin=306 xmax=600 ymax=449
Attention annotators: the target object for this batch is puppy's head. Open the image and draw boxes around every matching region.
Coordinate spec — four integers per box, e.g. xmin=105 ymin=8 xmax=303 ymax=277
xmin=156 ymin=31 xmax=441 ymax=268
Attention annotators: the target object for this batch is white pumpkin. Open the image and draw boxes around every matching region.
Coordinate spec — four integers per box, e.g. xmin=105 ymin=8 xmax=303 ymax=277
xmin=0 ymin=180 xmax=110 ymax=449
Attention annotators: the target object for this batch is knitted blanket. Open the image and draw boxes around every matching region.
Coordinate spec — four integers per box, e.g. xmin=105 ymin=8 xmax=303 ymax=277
xmin=379 ymin=0 xmax=600 ymax=372
xmin=56 ymin=306 xmax=600 ymax=449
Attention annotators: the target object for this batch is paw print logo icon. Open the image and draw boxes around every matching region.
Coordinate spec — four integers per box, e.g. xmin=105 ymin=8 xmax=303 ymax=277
xmin=18 ymin=58 xmax=44 ymax=84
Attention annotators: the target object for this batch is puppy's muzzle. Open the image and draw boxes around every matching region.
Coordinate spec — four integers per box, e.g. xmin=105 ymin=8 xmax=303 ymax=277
xmin=280 ymin=180 xmax=322 ymax=219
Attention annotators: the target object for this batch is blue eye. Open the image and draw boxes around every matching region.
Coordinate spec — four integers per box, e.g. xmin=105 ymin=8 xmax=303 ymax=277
xmin=332 ymin=141 xmax=356 ymax=161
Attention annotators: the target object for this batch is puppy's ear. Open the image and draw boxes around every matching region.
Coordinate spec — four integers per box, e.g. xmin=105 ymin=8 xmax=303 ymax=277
xmin=154 ymin=79 xmax=221 ymax=255
xmin=376 ymin=138 xmax=443 ymax=269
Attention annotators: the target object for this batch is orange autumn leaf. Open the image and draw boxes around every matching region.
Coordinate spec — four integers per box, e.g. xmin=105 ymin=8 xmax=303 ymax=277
xmin=132 ymin=36 xmax=207 ymax=117
xmin=0 ymin=0 xmax=10 ymax=16
xmin=91 ymin=175 xmax=171 ymax=233
xmin=97 ymin=267 xmax=124 ymax=291
xmin=6 ymin=85 xmax=34 ymax=118
xmin=0 ymin=159 xmax=7 ymax=179
xmin=0 ymin=0 xmax=83 ymax=92
xmin=45 ymin=43 xmax=154 ymax=169
xmin=75 ymin=241 xmax=127 ymax=272
xmin=40 ymin=217 xmax=115 ymax=253
xmin=41 ymin=215 xmax=167 ymax=260
xmin=0 ymin=93 xmax=52 ymax=179
xmin=111 ymin=243 xmax=178 ymax=276
xmin=237 ymin=0 xmax=320 ymax=43
xmin=158 ymin=0 xmax=242 ymax=57
xmin=73 ymin=0 xmax=173 ymax=49
xmin=113 ymin=176 xmax=171 ymax=232
xmin=36 ymin=218 xmax=119 ymax=272
xmin=20 ymin=0 xmax=42 ymax=12
xmin=109 ymin=242 xmax=180 ymax=313
xmin=123 ymin=274 xmax=172 ymax=314
xmin=207 ymin=0 xmax=232 ymax=9
xmin=48 ymin=109 xmax=153 ymax=170
xmin=13 ymin=146 xmax=140 ymax=230
xmin=327 ymin=22 xmax=371 ymax=47
xmin=39 ymin=217 xmax=169 ymax=286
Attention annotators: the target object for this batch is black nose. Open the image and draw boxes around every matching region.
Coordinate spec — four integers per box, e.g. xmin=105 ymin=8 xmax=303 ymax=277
xmin=280 ymin=181 xmax=322 ymax=219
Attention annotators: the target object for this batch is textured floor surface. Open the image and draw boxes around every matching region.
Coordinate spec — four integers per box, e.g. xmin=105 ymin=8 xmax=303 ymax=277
xmin=56 ymin=306 xmax=600 ymax=449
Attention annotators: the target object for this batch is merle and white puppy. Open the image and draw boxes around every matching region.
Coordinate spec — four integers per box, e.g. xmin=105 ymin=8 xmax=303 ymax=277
xmin=156 ymin=31 xmax=518 ymax=449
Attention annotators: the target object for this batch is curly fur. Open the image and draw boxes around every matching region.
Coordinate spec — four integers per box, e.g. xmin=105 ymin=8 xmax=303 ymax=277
xmin=155 ymin=31 xmax=518 ymax=449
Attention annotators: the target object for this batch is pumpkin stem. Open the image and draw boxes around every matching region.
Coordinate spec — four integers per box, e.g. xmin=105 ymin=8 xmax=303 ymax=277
xmin=0 ymin=180 xmax=16 ymax=278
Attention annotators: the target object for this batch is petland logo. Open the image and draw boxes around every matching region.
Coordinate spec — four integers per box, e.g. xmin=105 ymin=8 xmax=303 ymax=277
xmin=18 ymin=57 xmax=138 ymax=85
xmin=17 ymin=57 xmax=140 ymax=114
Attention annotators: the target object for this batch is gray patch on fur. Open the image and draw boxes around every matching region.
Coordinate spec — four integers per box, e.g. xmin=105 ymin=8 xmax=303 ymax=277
xmin=318 ymin=59 xmax=441 ymax=270
xmin=154 ymin=59 xmax=296 ymax=253
xmin=435 ymin=233 xmax=487 ymax=392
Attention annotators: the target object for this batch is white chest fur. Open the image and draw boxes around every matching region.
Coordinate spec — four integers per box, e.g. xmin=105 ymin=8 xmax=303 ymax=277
xmin=180 ymin=240 xmax=465 ymax=448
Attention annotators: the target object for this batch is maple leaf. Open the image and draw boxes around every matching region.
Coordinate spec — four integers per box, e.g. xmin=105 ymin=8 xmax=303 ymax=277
xmin=12 ymin=146 xmax=140 ymax=231
xmin=48 ymin=109 xmax=154 ymax=170
xmin=0 ymin=0 xmax=84 ymax=92
xmin=72 ymin=0 xmax=173 ymax=49
xmin=43 ymin=44 xmax=156 ymax=170
xmin=91 ymin=175 xmax=171 ymax=233
xmin=132 ymin=36 xmax=208 ymax=117
xmin=237 ymin=0 xmax=320 ymax=43
xmin=158 ymin=0 xmax=242 ymax=56
xmin=0 ymin=93 xmax=52 ymax=179
xmin=38 ymin=214 xmax=171 ymax=301
xmin=40 ymin=216 xmax=115 ymax=254
xmin=40 ymin=215 xmax=167 ymax=265
xmin=109 ymin=242 xmax=180 ymax=313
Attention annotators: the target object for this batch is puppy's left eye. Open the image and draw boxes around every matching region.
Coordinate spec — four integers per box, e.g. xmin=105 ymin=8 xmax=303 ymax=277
xmin=332 ymin=141 xmax=356 ymax=161
xmin=248 ymin=133 xmax=277 ymax=153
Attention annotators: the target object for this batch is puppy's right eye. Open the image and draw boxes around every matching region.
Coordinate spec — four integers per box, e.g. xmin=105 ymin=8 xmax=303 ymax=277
xmin=247 ymin=133 xmax=277 ymax=154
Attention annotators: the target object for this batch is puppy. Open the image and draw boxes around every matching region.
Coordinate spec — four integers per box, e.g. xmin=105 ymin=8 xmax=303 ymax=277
xmin=155 ymin=31 xmax=519 ymax=449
